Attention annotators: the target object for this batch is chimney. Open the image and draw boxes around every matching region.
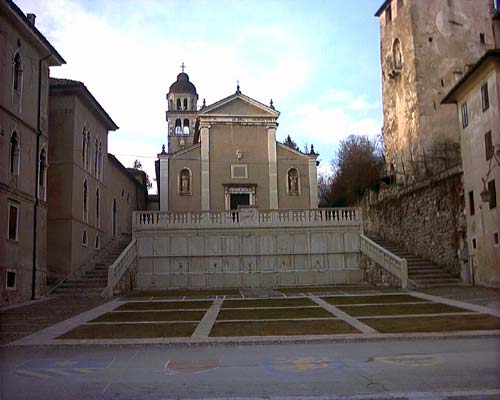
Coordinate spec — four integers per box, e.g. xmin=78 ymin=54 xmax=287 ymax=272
xmin=27 ymin=13 xmax=36 ymax=25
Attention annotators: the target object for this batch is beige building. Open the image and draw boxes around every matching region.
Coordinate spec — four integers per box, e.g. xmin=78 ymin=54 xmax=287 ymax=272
xmin=443 ymin=50 xmax=500 ymax=287
xmin=47 ymin=78 xmax=147 ymax=279
xmin=0 ymin=1 xmax=64 ymax=306
xmin=158 ymin=73 xmax=319 ymax=211
xmin=376 ymin=0 xmax=496 ymax=183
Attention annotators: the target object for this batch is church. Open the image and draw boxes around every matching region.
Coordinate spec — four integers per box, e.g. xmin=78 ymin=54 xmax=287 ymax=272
xmin=156 ymin=69 xmax=319 ymax=212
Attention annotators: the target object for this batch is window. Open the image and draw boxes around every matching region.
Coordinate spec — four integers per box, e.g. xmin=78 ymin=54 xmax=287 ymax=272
xmin=6 ymin=270 xmax=16 ymax=290
xmin=472 ymin=238 xmax=477 ymax=249
xmin=485 ymin=131 xmax=493 ymax=160
xmin=488 ymin=180 xmax=497 ymax=209
xmin=94 ymin=138 xmax=98 ymax=176
xmin=393 ymin=39 xmax=402 ymax=70
xmin=82 ymin=128 xmax=87 ymax=167
xmin=13 ymin=52 xmax=22 ymax=93
xmin=461 ymin=102 xmax=468 ymax=129
xmin=480 ymin=33 xmax=485 ymax=44
xmin=39 ymin=149 xmax=47 ymax=200
xmin=176 ymin=98 xmax=181 ymax=110
xmin=481 ymin=83 xmax=489 ymax=112
xmin=82 ymin=229 xmax=87 ymax=246
xmin=96 ymin=188 xmax=100 ymax=227
xmin=9 ymin=131 xmax=19 ymax=174
xmin=8 ymin=204 xmax=18 ymax=241
xmin=95 ymin=233 xmax=100 ymax=249
xmin=112 ymin=199 xmax=117 ymax=237
xmin=494 ymin=232 xmax=499 ymax=246
xmin=183 ymin=98 xmax=188 ymax=110
xmin=287 ymin=167 xmax=301 ymax=195
xmin=183 ymin=118 xmax=190 ymax=135
xmin=86 ymin=132 xmax=91 ymax=170
xmin=175 ymin=118 xmax=182 ymax=135
xmin=468 ymin=191 xmax=475 ymax=216
xmin=98 ymin=142 xmax=103 ymax=179
xmin=178 ymin=168 xmax=192 ymax=195
xmin=83 ymin=180 xmax=88 ymax=223
xmin=386 ymin=4 xmax=392 ymax=23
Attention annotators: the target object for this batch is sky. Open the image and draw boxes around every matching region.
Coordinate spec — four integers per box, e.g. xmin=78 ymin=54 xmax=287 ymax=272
xmin=17 ymin=0 xmax=383 ymax=192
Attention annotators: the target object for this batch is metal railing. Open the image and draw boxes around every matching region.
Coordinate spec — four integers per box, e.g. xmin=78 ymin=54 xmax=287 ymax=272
xmin=360 ymin=234 xmax=408 ymax=288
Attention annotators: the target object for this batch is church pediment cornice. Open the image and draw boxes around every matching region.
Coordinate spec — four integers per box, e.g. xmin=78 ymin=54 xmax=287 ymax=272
xmin=200 ymin=93 xmax=280 ymax=118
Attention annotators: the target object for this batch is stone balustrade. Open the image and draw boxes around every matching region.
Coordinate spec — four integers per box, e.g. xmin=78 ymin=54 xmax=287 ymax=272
xmin=134 ymin=208 xmax=360 ymax=230
xmin=104 ymin=238 xmax=137 ymax=296
xmin=360 ymin=234 xmax=408 ymax=288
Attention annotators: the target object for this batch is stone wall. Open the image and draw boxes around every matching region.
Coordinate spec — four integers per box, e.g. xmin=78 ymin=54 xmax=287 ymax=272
xmin=361 ymin=166 xmax=464 ymax=277
xmin=360 ymin=255 xmax=401 ymax=288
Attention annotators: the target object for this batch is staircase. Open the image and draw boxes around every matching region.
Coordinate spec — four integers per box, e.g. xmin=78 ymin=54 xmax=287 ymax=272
xmin=372 ymin=238 xmax=463 ymax=288
xmin=52 ymin=235 xmax=131 ymax=296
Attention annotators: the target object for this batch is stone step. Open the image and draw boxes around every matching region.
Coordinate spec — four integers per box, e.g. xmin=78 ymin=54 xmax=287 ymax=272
xmin=410 ymin=278 xmax=461 ymax=285
xmin=59 ymin=283 xmax=107 ymax=289
xmin=408 ymin=267 xmax=443 ymax=272
xmin=408 ymin=273 xmax=456 ymax=279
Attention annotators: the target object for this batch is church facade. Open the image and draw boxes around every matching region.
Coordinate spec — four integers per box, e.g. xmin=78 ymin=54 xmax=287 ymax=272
xmin=157 ymin=72 xmax=319 ymax=212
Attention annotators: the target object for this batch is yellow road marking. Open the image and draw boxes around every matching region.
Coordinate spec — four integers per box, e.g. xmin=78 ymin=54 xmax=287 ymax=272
xmin=15 ymin=369 xmax=52 ymax=379
xmin=373 ymin=354 xmax=445 ymax=367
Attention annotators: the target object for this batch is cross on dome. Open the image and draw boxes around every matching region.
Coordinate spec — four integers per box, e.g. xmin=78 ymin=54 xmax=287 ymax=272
xmin=180 ymin=62 xmax=186 ymax=72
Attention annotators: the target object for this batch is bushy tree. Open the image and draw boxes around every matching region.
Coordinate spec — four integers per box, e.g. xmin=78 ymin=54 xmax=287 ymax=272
xmin=283 ymin=134 xmax=299 ymax=151
xmin=319 ymin=135 xmax=384 ymax=207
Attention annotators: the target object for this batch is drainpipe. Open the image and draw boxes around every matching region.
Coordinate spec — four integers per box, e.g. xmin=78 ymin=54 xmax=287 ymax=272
xmin=32 ymin=52 xmax=52 ymax=300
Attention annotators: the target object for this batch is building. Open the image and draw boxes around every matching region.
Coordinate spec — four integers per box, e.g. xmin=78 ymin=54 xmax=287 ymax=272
xmin=442 ymin=50 xmax=500 ymax=287
xmin=157 ymin=72 xmax=319 ymax=212
xmin=376 ymin=0 xmax=495 ymax=183
xmin=47 ymin=78 xmax=148 ymax=279
xmin=0 ymin=0 xmax=64 ymax=306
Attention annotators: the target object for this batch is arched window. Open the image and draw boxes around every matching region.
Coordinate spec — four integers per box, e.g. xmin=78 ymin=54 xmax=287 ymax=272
xmin=9 ymin=131 xmax=20 ymax=174
xmin=82 ymin=128 xmax=87 ymax=167
xmin=393 ymin=39 xmax=402 ymax=70
xmin=86 ymin=131 xmax=91 ymax=170
xmin=83 ymin=180 xmax=88 ymax=223
xmin=183 ymin=118 xmax=190 ymax=135
xmin=287 ymin=167 xmax=300 ymax=195
xmin=178 ymin=168 xmax=192 ymax=195
xmin=95 ymin=188 xmax=100 ymax=227
xmin=39 ymin=149 xmax=47 ymax=200
xmin=169 ymin=99 xmax=173 ymax=110
xmin=13 ymin=52 xmax=22 ymax=92
xmin=175 ymin=118 xmax=182 ymax=135
xmin=94 ymin=138 xmax=98 ymax=176
xmin=112 ymin=199 xmax=117 ymax=237
xmin=98 ymin=142 xmax=103 ymax=179
xmin=95 ymin=233 xmax=100 ymax=249
xmin=176 ymin=98 xmax=182 ymax=110
xmin=183 ymin=98 xmax=188 ymax=110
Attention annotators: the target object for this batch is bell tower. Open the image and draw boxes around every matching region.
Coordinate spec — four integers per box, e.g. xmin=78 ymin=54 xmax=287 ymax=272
xmin=166 ymin=63 xmax=199 ymax=153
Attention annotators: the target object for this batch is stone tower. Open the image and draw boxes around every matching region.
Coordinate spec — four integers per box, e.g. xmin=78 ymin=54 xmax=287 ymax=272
xmin=166 ymin=67 xmax=199 ymax=153
xmin=376 ymin=0 xmax=496 ymax=183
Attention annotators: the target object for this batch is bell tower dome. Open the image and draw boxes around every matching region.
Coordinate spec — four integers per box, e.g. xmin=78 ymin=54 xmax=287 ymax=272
xmin=166 ymin=63 xmax=199 ymax=153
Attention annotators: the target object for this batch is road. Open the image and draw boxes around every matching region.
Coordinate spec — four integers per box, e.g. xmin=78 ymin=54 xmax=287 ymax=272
xmin=1 ymin=337 xmax=500 ymax=400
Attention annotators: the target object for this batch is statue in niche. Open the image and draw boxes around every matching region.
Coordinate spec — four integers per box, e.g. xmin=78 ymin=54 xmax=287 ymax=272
xmin=180 ymin=170 xmax=190 ymax=194
xmin=288 ymin=168 xmax=299 ymax=195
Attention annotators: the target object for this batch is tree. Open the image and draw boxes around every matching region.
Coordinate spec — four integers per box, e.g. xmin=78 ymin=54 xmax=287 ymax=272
xmin=132 ymin=159 xmax=152 ymax=190
xmin=320 ymin=135 xmax=384 ymax=207
xmin=283 ymin=134 xmax=299 ymax=151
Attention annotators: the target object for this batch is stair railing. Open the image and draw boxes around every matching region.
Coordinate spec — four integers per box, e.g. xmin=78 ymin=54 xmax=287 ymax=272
xmin=360 ymin=234 xmax=408 ymax=289
xmin=104 ymin=238 xmax=137 ymax=296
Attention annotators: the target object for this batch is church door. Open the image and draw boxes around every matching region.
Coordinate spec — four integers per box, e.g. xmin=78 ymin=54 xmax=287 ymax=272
xmin=230 ymin=193 xmax=250 ymax=210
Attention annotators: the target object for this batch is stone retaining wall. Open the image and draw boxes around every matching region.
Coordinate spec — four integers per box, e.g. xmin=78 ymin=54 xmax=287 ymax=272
xmin=360 ymin=254 xmax=401 ymax=288
xmin=361 ymin=166 xmax=464 ymax=277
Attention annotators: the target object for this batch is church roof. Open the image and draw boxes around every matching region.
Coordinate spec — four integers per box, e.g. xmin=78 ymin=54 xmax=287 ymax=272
xmin=199 ymin=91 xmax=280 ymax=117
xmin=169 ymin=72 xmax=198 ymax=96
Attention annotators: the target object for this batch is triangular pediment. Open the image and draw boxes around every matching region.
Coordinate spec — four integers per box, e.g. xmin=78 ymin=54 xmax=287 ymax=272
xmin=200 ymin=93 xmax=280 ymax=117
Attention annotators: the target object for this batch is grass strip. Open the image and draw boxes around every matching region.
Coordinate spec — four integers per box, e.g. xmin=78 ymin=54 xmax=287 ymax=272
xmin=338 ymin=303 xmax=470 ymax=317
xmin=363 ymin=314 xmax=500 ymax=333
xmin=322 ymin=294 xmax=429 ymax=305
xmin=210 ymin=319 xmax=360 ymax=336
xmin=221 ymin=298 xmax=314 ymax=309
xmin=90 ymin=310 xmax=205 ymax=323
xmin=58 ymin=322 xmax=197 ymax=339
xmin=217 ymin=307 xmax=332 ymax=320
xmin=278 ymin=286 xmax=374 ymax=294
xmin=124 ymin=289 xmax=241 ymax=298
xmin=117 ymin=301 xmax=212 ymax=311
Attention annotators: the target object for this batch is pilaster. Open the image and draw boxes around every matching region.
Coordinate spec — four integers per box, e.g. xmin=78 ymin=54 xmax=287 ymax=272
xmin=201 ymin=124 xmax=210 ymax=211
xmin=267 ymin=126 xmax=278 ymax=209
xmin=308 ymin=156 xmax=319 ymax=208
xmin=158 ymin=152 xmax=169 ymax=211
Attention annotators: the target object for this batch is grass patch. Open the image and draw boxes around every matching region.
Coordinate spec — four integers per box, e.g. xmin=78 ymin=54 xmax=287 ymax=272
xmin=222 ymin=298 xmax=314 ymax=309
xmin=210 ymin=319 xmax=359 ymax=336
xmin=58 ymin=322 xmax=197 ymax=339
xmin=90 ymin=310 xmax=205 ymax=323
xmin=217 ymin=307 xmax=332 ymax=320
xmin=278 ymin=285 xmax=374 ymax=294
xmin=117 ymin=301 xmax=212 ymax=311
xmin=339 ymin=303 xmax=472 ymax=317
xmin=124 ymin=289 xmax=241 ymax=298
xmin=363 ymin=314 xmax=500 ymax=333
xmin=322 ymin=294 xmax=428 ymax=305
